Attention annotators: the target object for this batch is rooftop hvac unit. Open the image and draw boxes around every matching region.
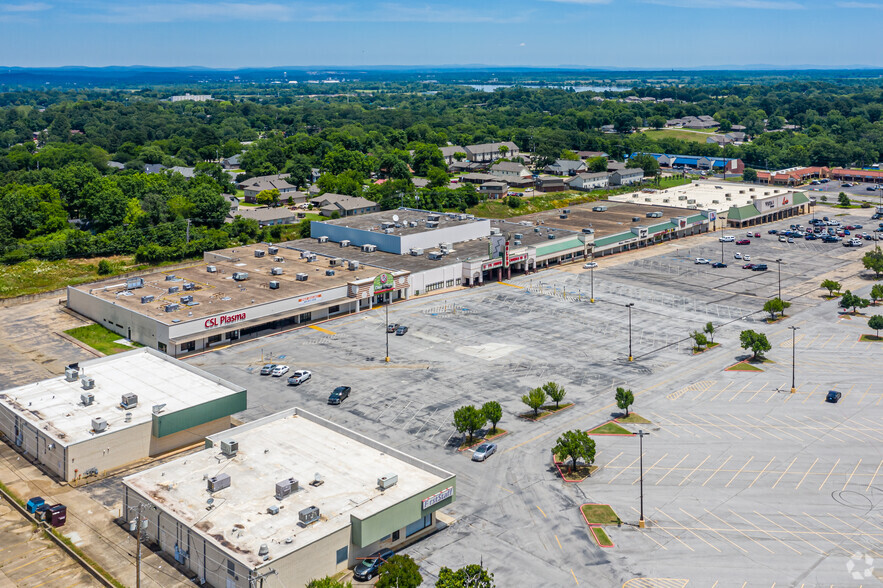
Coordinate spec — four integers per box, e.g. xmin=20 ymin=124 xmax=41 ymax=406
xmin=384 ymin=228 xmax=394 ymax=234
xmin=560 ymin=214 xmax=568 ymax=220
xmin=305 ymin=254 xmax=317 ymax=262
xmin=269 ymin=281 xmax=280 ymax=289
xmin=220 ymin=440 xmax=238 ymax=457
xmin=632 ymin=217 xmax=640 ymax=222
xmin=207 ymin=473 xmax=231 ymax=492
xmin=183 ymin=282 xmax=195 ymax=291
xmin=207 ymin=266 xmax=218 ymax=273
xmin=164 ymin=303 xmax=179 ymax=312
xmin=165 ymin=275 xmax=176 ymax=281
xmin=687 ymin=199 xmax=696 ymax=204
xmin=329 ymin=258 xmax=341 ymax=266
xmin=362 ymin=244 xmax=377 ymax=252
xmin=409 ymin=221 xmax=418 ymax=227
xmin=254 ymin=249 xmax=265 ymax=258
xmin=275 ymin=478 xmax=298 ymax=500
xmin=378 ymin=473 xmax=398 ymax=489
xmin=180 ymin=295 xmax=193 ymax=304
xmin=534 ymin=227 xmax=541 ymax=232
xmin=92 ymin=417 xmax=107 ymax=432
xmin=514 ymin=233 xmax=523 ymax=240
xmin=563 ymin=208 xmax=571 ymax=214
xmin=426 ymin=221 xmax=438 ymax=228
xmin=428 ymin=252 xmax=444 ymax=260
xmin=267 ymin=505 xmax=280 ymax=515
xmin=340 ymin=240 xmax=350 ymax=247
xmin=65 ymin=366 xmax=79 ymax=382
xmin=298 ymin=506 xmax=320 ymax=525
xmin=582 ymin=228 xmax=595 ymax=235
xmin=120 ymin=393 xmax=138 ymax=409
xmin=592 ymin=206 xmax=608 ymax=212
xmin=268 ymin=246 xmax=278 ymax=255
xmin=80 ymin=392 xmax=94 ymax=406
xmin=427 ymin=214 xmax=441 ymax=221
xmin=410 ymin=248 xmax=423 ymax=256
xmin=490 ymin=227 xmax=501 ymax=235
xmin=233 ymin=272 xmax=248 ymax=281
xmin=271 ymin=267 xmax=283 ymax=275
xmin=678 ymin=195 xmax=687 ymax=200
xmin=168 ymin=286 xmax=179 ymax=294
xmin=296 ymin=273 xmax=308 ymax=281
xmin=274 ymin=256 xmax=284 ymax=262
xmin=300 ymin=250 xmax=309 ymax=258
xmin=81 ymin=376 xmax=95 ymax=390
xmin=348 ymin=260 xmax=360 ymax=270
xmin=317 ymin=236 xmax=329 ymax=243
xmin=548 ymin=234 xmax=557 ymax=240
xmin=126 ymin=277 xmax=144 ymax=290
xmin=440 ymin=242 xmax=452 ymax=251
xmin=325 ymin=270 xmax=335 ymax=276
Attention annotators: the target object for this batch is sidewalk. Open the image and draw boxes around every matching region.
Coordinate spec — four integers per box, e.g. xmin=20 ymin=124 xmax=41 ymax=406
xmin=0 ymin=442 xmax=193 ymax=588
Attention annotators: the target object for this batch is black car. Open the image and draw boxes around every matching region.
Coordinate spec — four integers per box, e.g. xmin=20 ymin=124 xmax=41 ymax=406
xmin=353 ymin=549 xmax=395 ymax=581
xmin=752 ymin=264 xmax=768 ymax=271
xmin=768 ymin=229 xmax=778 ymax=234
xmin=826 ymin=390 xmax=842 ymax=403
xmin=395 ymin=325 xmax=409 ymax=336
xmin=328 ymin=386 xmax=351 ymax=405
xmin=711 ymin=262 xmax=727 ymax=268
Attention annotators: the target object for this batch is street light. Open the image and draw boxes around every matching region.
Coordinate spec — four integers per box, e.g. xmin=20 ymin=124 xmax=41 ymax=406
xmin=635 ymin=429 xmax=650 ymax=528
xmin=590 ymin=265 xmax=595 ymax=303
xmin=789 ymin=325 xmax=799 ymax=393
xmin=385 ymin=303 xmax=390 ymax=363
xmin=626 ymin=303 xmax=635 ymax=361
xmin=775 ymin=258 xmax=783 ymax=303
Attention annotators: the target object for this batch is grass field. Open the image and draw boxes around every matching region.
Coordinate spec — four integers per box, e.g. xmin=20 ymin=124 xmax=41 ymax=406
xmin=617 ymin=413 xmax=651 ymax=424
xmin=640 ymin=128 xmax=719 ymax=143
xmin=727 ymin=361 xmax=764 ymax=372
xmin=64 ymin=324 xmax=142 ymax=355
xmin=591 ymin=527 xmax=614 ymax=547
xmin=581 ymin=504 xmax=620 ymax=525
xmin=587 ymin=421 xmax=632 ymax=435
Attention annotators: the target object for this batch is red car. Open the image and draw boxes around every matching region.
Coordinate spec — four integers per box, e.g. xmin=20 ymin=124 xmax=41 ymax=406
xmin=736 ymin=239 xmax=751 ymax=245
xmin=742 ymin=263 xmax=755 ymax=269
xmin=754 ymin=232 xmax=761 ymax=238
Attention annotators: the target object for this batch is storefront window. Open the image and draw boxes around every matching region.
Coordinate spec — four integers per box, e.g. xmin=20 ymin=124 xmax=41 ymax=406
xmin=405 ymin=514 xmax=432 ymax=537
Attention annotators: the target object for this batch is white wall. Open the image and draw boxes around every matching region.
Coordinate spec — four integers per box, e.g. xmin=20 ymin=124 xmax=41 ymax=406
xmin=67 ymin=287 xmax=167 ymax=350
xmin=409 ymin=263 xmax=464 ymax=294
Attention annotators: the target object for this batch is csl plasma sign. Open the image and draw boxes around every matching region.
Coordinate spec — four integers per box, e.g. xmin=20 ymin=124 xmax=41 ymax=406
xmin=204 ymin=312 xmax=246 ymax=329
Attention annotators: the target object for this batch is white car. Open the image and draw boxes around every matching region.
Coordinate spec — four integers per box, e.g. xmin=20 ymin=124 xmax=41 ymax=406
xmin=695 ymin=258 xmax=710 ymax=265
xmin=287 ymin=370 xmax=312 ymax=385
xmin=719 ymin=236 xmax=735 ymax=242
xmin=734 ymin=252 xmax=742 ymax=260
xmin=743 ymin=254 xmax=751 ymax=261
xmin=583 ymin=262 xmax=598 ymax=269
xmin=746 ymin=232 xmax=753 ymax=237
xmin=271 ymin=365 xmax=290 ymax=377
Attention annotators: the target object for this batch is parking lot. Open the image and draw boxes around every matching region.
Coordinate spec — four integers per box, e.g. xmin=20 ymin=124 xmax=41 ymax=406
xmin=183 ymin=209 xmax=882 ymax=586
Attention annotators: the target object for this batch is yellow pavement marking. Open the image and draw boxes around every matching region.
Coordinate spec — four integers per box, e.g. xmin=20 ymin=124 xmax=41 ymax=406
xmin=726 ymin=456 xmax=755 ymax=488
xmin=680 ymin=508 xmax=747 ymax=554
xmin=642 ymin=514 xmax=695 ymax=552
xmin=609 ymin=453 xmax=644 ymax=484
xmin=499 ymin=282 xmax=524 ymax=289
xmin=633 ymin=453 xmax=668 ymax=485
xmin=817 ymin=459 xmax=841 ymax=491
xmin=32 ymin=570 xmax=71 ymax=588
xmin=308 ymin=325 xmax=336 ymax=335
xmin=702 ymin=456 xmax=733 ymax=487
xmin=748 ymin=457 xmax=776 ymax=488
xmin=656 ymin=454 xmax=689 ymax=485
xmin=679 ymin=455 xmax=711 ymax=486
xmin=694 ymin=415 xmax=739 ymax=439
xmin=803 ymin=512 xmax=876 ymax=555
xmin=4 ymin=554 xmax=53 ymax=573
xmin=858 ymin=385 xmax=872 ymax=405
xmin=778 ymin=512 xmax=842 ymax=551
xmin=705 ymin=510 xmax=775 ymax=555
xmin=795 ymin=458 xmax=819 ymax=490
xmin=819 ymin=333 xmax=836 ymax=349
xmin=497 ymin=485 xmax=514 ymax=494
xmin=850 ymin=512 xmax=883 ymax=534
xmin=802 ymin=383 xmax=821 ymax=403
xmin=868 ymin=459 xmax=883 ymax=491
xmin=695 ymin=380 xmax=727 ymax=402
xmin=753 ymin=511 xmax=825 ymax=554
xmin=555 ymin=534 xmax=563 ymax=550
xmin=729 ymin=509 xmax=800 ymax=555
xmin=805 ymin=332 xmax=820 ymax=347
xmin=747 ymin=386 xmax=766 ymax=403
xmin=713 ymin=382 xmax=747 ymax=402
xmin=604 ymin=451 xmax=625 ymax=468
xmin=639 ymin=530 xmax=669 ymax=551
xmin=657 ymin=509 xmax=721 ymax=553
xmin=729 ymin=414 xmax=785 ymax=441
xmin=536 ymin=506 xmax=547 ymax=518
xmin=571 ymin=569 xmax=579 ymax=585
xmin=15 ymin=563 xmax=65 ymax=584
xmin=772 ymin=457 xmax=798 ymax=489
xmin=723 ymin=416 xmax=763 ymax=440
xmin=730 ymin=382 xmax=754 ymax=402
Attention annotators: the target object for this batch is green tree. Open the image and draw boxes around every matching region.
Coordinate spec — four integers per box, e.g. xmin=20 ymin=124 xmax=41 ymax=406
xmin=435 ymin=564 xmax=495 ymax=588
xmin=587 ymin=156 xmax=608 ymax=173
xmin=552 ymin=429 xmax=596 ymax=473
xmin=838 ymin=192 xmax=851 ymax=207
xmin=256 ymin=188 xmax=280 ymax=206
xmin=742 ymin=168 xmax=758 ymax=182
xmin=703 ymin=321 xmax=715 ymax=344
xmin=81 ymin=178 xmax=129 ymax=233
xmin=97 ymin=259 xmax=112 ymax=275
xmin=763 ymin=297 xmax=791 ymax=320
xmin=426 ymin=167 xmax=449 ymax=188
xmin=376 ymin=555 xmax=422 ymax=588
xmin=868 ymin=315 xmax=883 ymax=339
xmin=739 ymin=329 xmax=771 ymax=360
xmin=821 ymin=279 xmax=841 ymax=296
xmin=691 ymin=330 xmax=707 ymax=350
xmin=307 ymin=577 xmax=352 ymax=588
xmin=615 ymin=386 xmax=634 ymax=416
xmin=453 ymin=405 xmax=486 ymax=443
xmin=453 ymin=152 xmax=466 ymax=162
xmin=839 ymin=289 xmax=869 ymax=314
xmin=648 ymin=115 xmax=666 ymax=129
xmin=863 ymin=247 xmax=883 ymax=278
xmin=871 ymin=284 xmax=883 ymax=306
xmin=411 ymin=144 xmax=446 ymax=176
xmin=481 ymin=401 xmax=502 ymax=434
xmin=521 ymin=387 xmax=547 ymax=417
xmin=627 ymin=153 xmax=659 ymax=176
xmin=542 ymin=381 xmax=566 ymax=409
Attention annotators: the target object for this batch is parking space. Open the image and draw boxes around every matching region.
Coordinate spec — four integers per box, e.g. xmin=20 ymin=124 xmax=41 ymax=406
xmin=183 ymin=209 xmax=882 ymax=587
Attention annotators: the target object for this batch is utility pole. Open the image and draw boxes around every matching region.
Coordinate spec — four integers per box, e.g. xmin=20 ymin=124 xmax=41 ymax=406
xmin=776 ymin=258 xmax=783 ymax=304
xmin=127 ymin=503 xmax=146 ymax=588
xmin=249 ymin=568 xmax=277 ymax=588
xmin=635 ymin=429 xmax=650 ymax=528
xmin=186 ymin=219 xmax=192 ymax=244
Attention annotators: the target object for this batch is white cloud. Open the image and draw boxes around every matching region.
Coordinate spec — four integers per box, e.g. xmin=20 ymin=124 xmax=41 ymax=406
xmin=520 ymin=42 xmax=526 ymax=46
xmin=645 ymin=0 xmax=803 ymax=8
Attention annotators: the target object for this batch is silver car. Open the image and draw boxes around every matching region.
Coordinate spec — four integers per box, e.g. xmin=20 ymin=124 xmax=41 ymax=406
xmin=472 ymin=443 xmax=497 ymax=462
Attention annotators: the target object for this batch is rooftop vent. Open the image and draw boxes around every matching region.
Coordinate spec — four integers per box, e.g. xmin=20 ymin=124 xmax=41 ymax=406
xmin=254 ymin=249 xmax=265 ymax=258
xmin=258 ymin=544 xmax=269 ymax=557
xmin=378 ymin=473 xmax=398 ymax=489
xmin=125 ymin=412 xmax=132 ymax=423
xmin=152 ymin=404 xmax=166 ymax=415
xmin=81 ymin=392 xmax=94 ymax=406
xmin=207 ymin=266 xmax=217 ymax=273
xmin=207 ymin=473 xmax=231 ymax=492
xmin=317 ymin=236 xmax=329 ymax=243
xmin=268 ymin=246 xmax=278 ymax=255
xmin=120 ymin=393 xmax=138 ymax=409
xmin=340 ymin=240 xmax=350 ymax=248
xmin=298 ymin=506 xmax=320 ymax=525
xmin=296 ymin=273 xmax=308 ymax=281
xmin=232 ymin=272 xmax=248 ymax=281
xmin=275 ymin=477 xmax=298 ymax=500
xmin=65 ymin=365 xmax=79 ymax=382
xmin=269 ymin=280 xmax=280 ymax=289
xmin=270 ymin=267 xmax=283 ymax=275
xmin=91 ymin=417 xmax=107 ymax=433
xmin=81 ymin=376 xmax=95 ymax=390
xmin=168 ymin=286 xmax=179 ymax=294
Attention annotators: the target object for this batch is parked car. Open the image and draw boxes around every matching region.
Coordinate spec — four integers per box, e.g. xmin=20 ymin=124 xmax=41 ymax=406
xmin=752 ymin=264 xmax=769 ymax=271
xmin=260 ymin=364 xmax=277 ymax=376
xmin=787 ymin=237 xmax=794 ymax=243
xmin=472 ymin=443 xmax=498 ymax=462
xmin=826 ymin=390 xmax=842 ymax=403
xmin=743 ymin=254 xmax=751 ymax=261
xmin=719 ymin=235 xmax=735 ymax=242
xmin=695 ymin=258 xmax=710 ymax=265
xmin=328 ymin=386 xmax=351 ymax=405
xmin=854 ymin=224 xmax=863 ymax=229
xmin=754 ymin=232 xmax=761 ymax=238
xmin=395 ymin=325 xmax=409 ymax=336
xmin=583 ymin=261 xmax=598 ymax=269
xmin=779 ymin=236 xmax=787 ymax=242
xmin=287 ymin=370 xmax=312 ymax=385
xmin=742 ymin=263 xmax=755 ymax=269
xmin=387 ymin=323 xmax=399 ymax=333
xmin=768 ymin=229 xmax=778 ymax=234
xmin=734 ymin=252 xmax=742 ymax=259
xmin=712 ymin=262 xmax=727 ymax=268
xmin=736 ymin=239 xmax=750 ymax=245
xmin=746 ymin=231 xmax=754 ymax=237
xmin=353 ymin=549 xmax=395 ymax=581
xmin=271 ymin=365 xmax=289 ymax=377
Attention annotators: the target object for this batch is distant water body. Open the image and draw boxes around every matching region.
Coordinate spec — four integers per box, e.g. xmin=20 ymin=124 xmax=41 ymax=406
xmin=468 ymin=84 xmax=629 ymax=92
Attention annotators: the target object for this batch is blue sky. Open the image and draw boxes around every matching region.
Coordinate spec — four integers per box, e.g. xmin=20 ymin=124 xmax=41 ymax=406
xmin=1 ymin=0 xmax=881 ymax=68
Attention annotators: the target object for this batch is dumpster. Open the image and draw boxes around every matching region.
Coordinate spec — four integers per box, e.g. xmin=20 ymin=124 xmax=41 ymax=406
xmin=49 ymin=504 xmax=67 ymax=528
xmin=26 ymin=497 xmax=45 ymax=514
xmin=34 ymin=504 xmax=51 ymax=522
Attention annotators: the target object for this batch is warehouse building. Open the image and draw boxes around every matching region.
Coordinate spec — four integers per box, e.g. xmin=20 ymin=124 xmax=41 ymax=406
xmin=122 ymin=408 xmax=456 ymax=588
xmin=0 ymin=348 xmax=245 ymax=483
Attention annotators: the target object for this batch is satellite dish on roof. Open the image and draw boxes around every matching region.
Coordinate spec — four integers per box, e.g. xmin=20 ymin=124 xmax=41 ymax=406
xmin=392 ymin=214 xmax=399 ymax=222
xmin=207 ymin=498 xmax=214 ymax=505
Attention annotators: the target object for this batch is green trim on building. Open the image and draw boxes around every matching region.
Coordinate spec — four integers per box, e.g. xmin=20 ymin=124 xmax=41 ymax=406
xmin=594 ymin=231 xmax=634 ymax=248
xmin=534 ymin=236 xmax=584 ymax=256
xmin=686 ymin=214 xmax=705 ymax=224
xmin=647 ymin=222 xmax=677 ymax=235
xmin=350 ymin=478 xmax=456 ymax=548
xmin=727 ymin=203 xmax=760 ymax=221
xmin=152 ymin=391 xmax=247 ymax=438
xmin=792 ymin=192 xmax=810 ymax=204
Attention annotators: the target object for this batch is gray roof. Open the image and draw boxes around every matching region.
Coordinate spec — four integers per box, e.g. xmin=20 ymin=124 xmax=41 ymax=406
xmin=547 ymin=159 xmax=586 ymax=173
xmin=568 ymin=172 xmax=609 ymax=182
xmin=237 ymin=173 xmax=291 ymax=189
xmin=169 ymin=166 xmax=196 ymax=179
xmin=464 ymin=141 xmax=518 ymax=155
xmin=144 ymin=163 xmax=166 ymax=174
xmin=311 ymin=193 xmax=378 ymax=212
xmin=412 ymin=178 xmax=430 ymax=188
xmin=242 ymin=178 xmax=296 ymax=192
xmin=107 ymin=161 xmax=125 ymax=169
xmin=490 ymin=162 xmax=528 ymax=173
xmin=440 ymin=145 xmax=465 ymax=157
xmin=228 ymin=207 xmax=299 ymax=223
xmin=481 ymin=181 xmax=508 ymax=189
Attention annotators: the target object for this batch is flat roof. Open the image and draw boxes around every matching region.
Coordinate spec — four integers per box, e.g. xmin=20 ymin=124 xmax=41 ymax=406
xmin=608 ymin=181 xmax=802 ymax=214
xmin=317 ymin=208 xmax=483 ymax=237
xmin=72 ymin=243 xmax=389 ymax=325
xmin=0 ymin=348 xmax=244 ymax=446
xmin=508 ymin=200 xmax=695 ymax=236
xmin=123 ymin=409 xmax=450 ymax=566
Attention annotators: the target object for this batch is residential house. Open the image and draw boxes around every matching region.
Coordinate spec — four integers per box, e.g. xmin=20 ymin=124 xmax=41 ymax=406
xmin=576 ymin=151 xmax=609 ymax=160
xmin=460 ymin=173 xmax=499 ymax=185
xmin=223 ymin=194 xmax=240 ymax=211
xmin=221 ymin=154 xmax=242 ymax=169
xmin=238 ymin=174 xmax=298 ymax=202
xmin=412 ymin=178 xmax=430 ymax=189
xmin=107 ymin=161 xmax=125 ymax=170
xmin=310 ymin=193 xmax=380 ymax=217
xmin=600 ymin=125 xmax=616 ymax=133
xmin=310 ymin=168 xmax=322 ymax=183
xmin=609 ymin=167 xmax=644 ymax=186
xmin=706 ymin=132 xmax=747 ymax=147
xmin=479 ymin=181 xmax=508 ymax=200
xmin=489 ymin=162 xmax=531 ymax=179
xmin=566 ymin=172 xmax=610 ymax=191
xmin=227 ymin=206 xmax=300 ymax=227
xmin=440 ymin=145 xmax=466 ymax=166
xmin=665 ymin=115 xmax=719 ymax=129
xmin=505 ymin=176 xmax=535 ymax=189
xmin=543 ymin=159 xmax=587 ymax=176
xmin=144 ymin=164 xmax=166 ymax=174
xmin=449 ymin=161 xmax=485 ymax=173
xmin=534 ymin=175 xmax=566 ymax=193
xmin=169 ymin=166 xmax=196 ymax=179
xmin=463 ymin=141 xmax=519 ymax=164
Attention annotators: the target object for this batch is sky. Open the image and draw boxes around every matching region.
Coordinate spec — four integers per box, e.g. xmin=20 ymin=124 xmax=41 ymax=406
xmin=1 ymin=0 xmax=882 ymax=69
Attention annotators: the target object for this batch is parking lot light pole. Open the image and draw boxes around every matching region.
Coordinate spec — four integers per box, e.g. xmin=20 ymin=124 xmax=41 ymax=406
xmin=776 ymin=258 xmax=783 ymax=303
xmin=590 ymin=266 xmax=595 ymax=303
xmin=626 ymin=303 xmax=634 ymax=361
xmin=790 ymin=325 xmax=799 ymax=393
xmin=636 ymin=430 xmax=650 ymax=528
xmin=385 ymin=303 xmax=390 ymax=363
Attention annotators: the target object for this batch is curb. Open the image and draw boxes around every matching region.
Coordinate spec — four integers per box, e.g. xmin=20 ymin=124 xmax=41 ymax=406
xmin=586 ymin=419 xmax=634 ymax=436
xmin=457 ymin=430 xmax=509 ymax=452
xmin=517 ymin=403 xmax=575 ymax=422
xmin=579 ymin=504 xmax=617 ymax=548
